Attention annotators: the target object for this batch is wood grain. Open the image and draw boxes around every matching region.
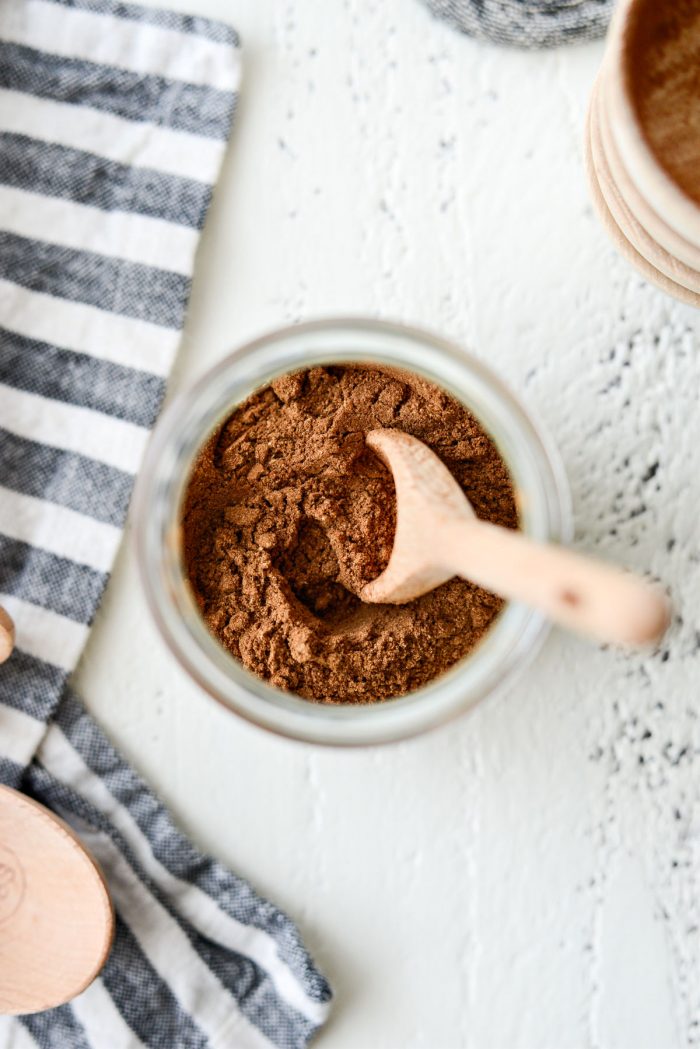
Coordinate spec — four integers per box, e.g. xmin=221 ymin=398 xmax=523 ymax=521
xmin=584 ymin=85 xmax=700 ymax=307
xmin=591 ymin=80 xmax=700 ymax=294
xmin=0 ymin=786 xmax=114 ymax=1015
xmin=598 ymin=66 xmax=700 ymax=271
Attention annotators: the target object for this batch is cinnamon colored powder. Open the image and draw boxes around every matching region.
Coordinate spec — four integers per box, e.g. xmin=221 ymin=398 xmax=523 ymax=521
xmin=182 ymin=366 xmax=518 ymax=704
xmin=626 ymin=0 xmax=700 ymax=204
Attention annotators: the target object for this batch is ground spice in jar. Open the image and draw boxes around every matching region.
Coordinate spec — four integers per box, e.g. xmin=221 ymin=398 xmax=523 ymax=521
xmin=182 ymin=365 xmax=518 ymax=704
xmin=626 ymin=0 xmax=700 ymax=204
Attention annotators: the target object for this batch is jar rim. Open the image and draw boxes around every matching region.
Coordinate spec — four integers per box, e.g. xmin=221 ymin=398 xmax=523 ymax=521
xmin=134 ymin=317 xmax=572 ymax=746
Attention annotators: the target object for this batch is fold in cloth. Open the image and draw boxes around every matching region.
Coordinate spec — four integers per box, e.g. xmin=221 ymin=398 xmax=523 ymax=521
xmin=0 ymin=2 xmax=331 ymax=1046
xmin=420 ymin=0 xmax=612 ymax=47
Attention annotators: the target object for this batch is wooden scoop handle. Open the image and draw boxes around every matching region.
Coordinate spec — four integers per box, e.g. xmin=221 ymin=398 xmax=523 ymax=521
xmin=446 ymin=519 xmax=669 ymax=646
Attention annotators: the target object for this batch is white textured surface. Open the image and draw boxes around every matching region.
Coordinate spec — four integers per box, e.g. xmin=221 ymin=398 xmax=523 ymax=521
xmin=72 ymin=3 xmax=699 ymax=1046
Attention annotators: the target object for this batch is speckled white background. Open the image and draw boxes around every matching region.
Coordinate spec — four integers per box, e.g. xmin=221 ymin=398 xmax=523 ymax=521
xmin=73 ymin=3 xmax=700 ymax=1046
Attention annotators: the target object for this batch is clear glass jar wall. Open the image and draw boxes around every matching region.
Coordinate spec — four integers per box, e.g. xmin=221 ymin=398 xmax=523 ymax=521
xmin=134 ymin=319 xmax=572 ymax=746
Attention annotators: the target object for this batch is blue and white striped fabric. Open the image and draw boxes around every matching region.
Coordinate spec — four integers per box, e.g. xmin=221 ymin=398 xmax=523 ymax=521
xmin=420 ymin=0 xmax=612 ymax=47
xmin=0 ymin=2 xmax=332 ymax=1046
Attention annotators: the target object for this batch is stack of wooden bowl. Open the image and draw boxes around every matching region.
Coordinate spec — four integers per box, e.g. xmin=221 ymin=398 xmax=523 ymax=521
xmin=585 ymin=0 xmax=700 ymax=307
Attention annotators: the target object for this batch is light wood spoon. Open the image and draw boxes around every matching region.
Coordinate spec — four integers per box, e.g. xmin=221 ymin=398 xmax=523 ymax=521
xmin=0 ymin=786 xmax=114 ymax=1014
xmin=0 ymin=606 xmax=14 ymax=664
xmin=360 ymin=430 xmax=670 ymax=646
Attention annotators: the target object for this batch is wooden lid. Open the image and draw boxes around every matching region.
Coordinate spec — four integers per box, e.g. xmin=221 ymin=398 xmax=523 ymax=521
xmin=0 ymin=786 xmax=114 ymax=1015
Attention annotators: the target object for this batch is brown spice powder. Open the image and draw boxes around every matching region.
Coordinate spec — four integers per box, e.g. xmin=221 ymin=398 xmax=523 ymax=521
xmin=626 ymin=0 xmax=700 ymax=204
xmin=182 ymin=365 xmax=518 ymax=704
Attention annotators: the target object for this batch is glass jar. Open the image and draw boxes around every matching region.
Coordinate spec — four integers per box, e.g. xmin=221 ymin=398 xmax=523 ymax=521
xmin=134 ymin=318 xmax=572 ymax=746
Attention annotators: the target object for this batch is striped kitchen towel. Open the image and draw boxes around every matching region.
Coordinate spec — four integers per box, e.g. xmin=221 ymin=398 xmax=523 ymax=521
xmin=0 ymin=2 xmax=331 ymax=1048
xmin=420 ymin=0 xmax=612 ymax=47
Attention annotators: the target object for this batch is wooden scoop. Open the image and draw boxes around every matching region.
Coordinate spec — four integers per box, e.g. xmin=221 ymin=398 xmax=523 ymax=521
xmin=0 ymin=606 xmax=14 ymax=664
xmin=360 ymin=430 xmax=670 ymax=646
xmin=0 ymin=786 xmax=114 ymax=1014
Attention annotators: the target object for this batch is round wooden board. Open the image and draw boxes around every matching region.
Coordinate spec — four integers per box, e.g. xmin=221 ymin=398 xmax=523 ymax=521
xmin=0 ymin=786 xmax=114 ymax=1015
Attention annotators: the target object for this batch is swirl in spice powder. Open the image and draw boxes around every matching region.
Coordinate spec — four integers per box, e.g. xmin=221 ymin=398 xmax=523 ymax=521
xmin=182 ymin=366 xmax=518 ymax=703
